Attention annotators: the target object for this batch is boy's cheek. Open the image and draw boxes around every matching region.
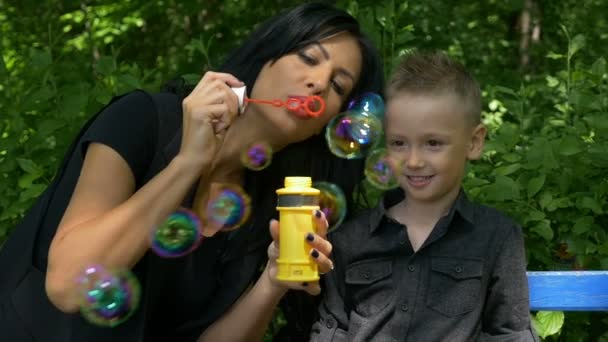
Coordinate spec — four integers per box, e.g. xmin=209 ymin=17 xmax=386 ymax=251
xmin=386 ymin=154 xmax=405 ymax=175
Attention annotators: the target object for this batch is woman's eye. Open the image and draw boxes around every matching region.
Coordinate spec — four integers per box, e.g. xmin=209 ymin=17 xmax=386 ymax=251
xmin=298 ymin=52 xmax=316 ymax=65
xmin=331 ymin=80 xmax=345 ymax=96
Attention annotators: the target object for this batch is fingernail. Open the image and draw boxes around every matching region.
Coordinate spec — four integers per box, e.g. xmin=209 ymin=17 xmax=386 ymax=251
xmin=311 ymin=249 xmax=319 ymax=258
xmin=315 ymin=210 xmax=322 ymax=218
xmin=302 ymin=282 xmax=308 ymax=287
xmin=306 ymin=233 xmax=314 ymax=242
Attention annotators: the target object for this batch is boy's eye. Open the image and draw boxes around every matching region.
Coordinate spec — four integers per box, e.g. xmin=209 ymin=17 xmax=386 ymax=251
xmin=389 ymin=140 xmax=405 ymax=147
xmin=427 ymin=139 xmax=442 ymax=147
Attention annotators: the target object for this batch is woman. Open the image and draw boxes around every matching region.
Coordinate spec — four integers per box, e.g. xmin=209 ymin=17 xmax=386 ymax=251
xmin=0 ymin=3 xmax=383 ymax=341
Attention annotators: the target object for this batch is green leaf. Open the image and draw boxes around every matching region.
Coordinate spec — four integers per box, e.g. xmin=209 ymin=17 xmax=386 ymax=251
xmin=30 ymin=49 xmax=52 ymax=69
xmin=532 ymin=311 xmax=564 ymax=339
xmin=527 ymin=175 xmax=546 ymax=198
xmin=18 ymin=184 xmax=47 ymax=202
xmin=572 ymin=216 xmax=593 ymax=235
xmin=590 ymin=57 xmax=606 ymax=76
xmin=484 ymin=175 xmax=520 ymax=201
xmin=577 ymin=197 xmax=603 ymax=214
xmin=16 ymin=158 xmax=43 ymax=175
xmin=494 ymin=163 xmax=521 ymax=176
xmin=546 ymin=52 xmax=565 ymax=60
xmin=494 ymin=85 xmax=518 ymax=98
xmin=546 ymin=76 xmax=560 ymax=88
xmin=95 ymin=56 xmax=116 ymax=76
xmin=569 ymin=34 xmax=586 ymax=59
xmin=558 ymin=136 xmax=581 ymax=156
xmin=117 ymin=74 xmax=142 ymax=90
xmin=531 ymin=219 xmax=553 ymax=241
xmin=526 ymin=209 xmax=546 ymax=222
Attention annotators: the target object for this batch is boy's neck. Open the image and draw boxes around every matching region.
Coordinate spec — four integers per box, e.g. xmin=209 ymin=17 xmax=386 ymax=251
xmin=390 ymin=186 xmax=461 ymax=228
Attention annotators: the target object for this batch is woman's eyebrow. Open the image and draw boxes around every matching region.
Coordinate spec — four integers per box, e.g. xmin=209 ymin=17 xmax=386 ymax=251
xmin=308 ymin=41 xmax=356 ymax=83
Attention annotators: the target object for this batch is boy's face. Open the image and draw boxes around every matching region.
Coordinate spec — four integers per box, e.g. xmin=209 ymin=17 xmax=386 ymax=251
xmin=385 ymin=93 xmax=486 ymax=205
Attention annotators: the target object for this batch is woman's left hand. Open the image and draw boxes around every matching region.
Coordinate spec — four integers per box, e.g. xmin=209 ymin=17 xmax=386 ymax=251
xmin=265 ymin=210 xmax=334 ymax=296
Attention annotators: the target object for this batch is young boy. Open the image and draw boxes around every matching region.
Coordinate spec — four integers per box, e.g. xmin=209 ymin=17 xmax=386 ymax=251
xmin=310 ymin=52 xmax=539 ymax=342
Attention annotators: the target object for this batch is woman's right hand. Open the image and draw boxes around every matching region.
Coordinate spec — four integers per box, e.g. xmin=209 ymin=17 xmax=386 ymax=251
xmin=179 ymin=71 xmax=243 ymax=169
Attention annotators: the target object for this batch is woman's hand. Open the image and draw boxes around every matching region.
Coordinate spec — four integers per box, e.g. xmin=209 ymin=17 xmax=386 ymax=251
xmin=179 ymin=71 xmax=243 ymax=169
xmin=265 ymin=210 xmax=334 ymax=296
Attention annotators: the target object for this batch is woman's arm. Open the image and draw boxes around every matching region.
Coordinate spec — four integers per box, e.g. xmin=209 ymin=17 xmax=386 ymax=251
xmin=198 ymin=216 xmax=334 ymax=342
xmin=47 ymin=71 xmax=244 ymax=314
xmin=46 ymin=144 xmax=203 ymax=313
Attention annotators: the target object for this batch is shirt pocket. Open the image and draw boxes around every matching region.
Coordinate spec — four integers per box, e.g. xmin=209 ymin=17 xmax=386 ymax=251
xmin=345 ymin=258 xmax=393 ymax=317
xmin=426 ymin=257 xmax=483 ymax=317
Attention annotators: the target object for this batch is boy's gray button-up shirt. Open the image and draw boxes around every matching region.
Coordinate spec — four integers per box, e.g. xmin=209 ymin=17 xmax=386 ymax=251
xmin=310 ymin=189 xmax=539 ymax=342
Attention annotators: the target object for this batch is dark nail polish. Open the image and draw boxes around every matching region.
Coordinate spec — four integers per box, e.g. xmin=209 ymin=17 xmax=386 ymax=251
xmin=315 ymin=210 xmax=322 ymax=218
xmin=306 ymin=233 xmax=314 ymax=242
xmin=311 ymin=249 xmax=319 ymax=258
xmin=302 ymin=282 xmax=308 ymax=287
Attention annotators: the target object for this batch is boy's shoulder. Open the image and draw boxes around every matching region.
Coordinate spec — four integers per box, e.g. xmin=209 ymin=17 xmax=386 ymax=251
xmin=469 ymin=199 xmax=523 ymax=238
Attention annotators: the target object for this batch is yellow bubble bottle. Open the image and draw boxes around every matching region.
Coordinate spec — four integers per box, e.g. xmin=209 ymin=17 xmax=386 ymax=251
xmin=276 ymin=177 xmax=320 ymax=282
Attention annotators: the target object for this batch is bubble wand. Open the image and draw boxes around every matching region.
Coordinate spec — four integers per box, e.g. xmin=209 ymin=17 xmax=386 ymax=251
xmin=232 ymin=86 xmax=325 ymax=118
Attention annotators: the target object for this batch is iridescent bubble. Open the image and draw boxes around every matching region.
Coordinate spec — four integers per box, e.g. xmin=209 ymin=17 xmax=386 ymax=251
xmin=151 ymin=208 xmax=202 ymax=258
xmin=313 ymin=182 xmax=347 ymax=233
xmin=206 ymin=183 xmax=251 ymax=233
xmin=241 ymin=142 xmax=272 ymax=170
xmin=347 ymin=92 xmax=385 ymax=119
xmin=76 ymin=265 xmax=141 ymax=327
xmin=365 ymin=148 xmax=399 ymax=190
xmin=326 ymin=111 xmax=383 ymax=159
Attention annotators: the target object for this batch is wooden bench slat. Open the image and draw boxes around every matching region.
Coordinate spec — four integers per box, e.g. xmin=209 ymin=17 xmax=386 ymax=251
xmin=527 ymin=271 xmax=608 ymax=311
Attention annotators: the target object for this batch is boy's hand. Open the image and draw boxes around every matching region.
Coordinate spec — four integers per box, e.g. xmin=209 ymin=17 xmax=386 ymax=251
xmin=265 ymin=210 xmax=334 ymax=296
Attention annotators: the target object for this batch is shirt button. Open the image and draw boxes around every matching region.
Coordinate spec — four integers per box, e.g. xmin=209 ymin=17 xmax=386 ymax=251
xmin=401 ymin=304 xmax=409 ymax=312
xmin=408 ymin=265 xmax=415 ymax=272
xmin=363 ymin=271 xmax=370 ymax=279
xmin=326 ymin=318 xmax=334 ymax=329
xmin=455 ymin=266 xmax=463 ymax=273
xmin=399 ymin=237 xmax=406 ymax=245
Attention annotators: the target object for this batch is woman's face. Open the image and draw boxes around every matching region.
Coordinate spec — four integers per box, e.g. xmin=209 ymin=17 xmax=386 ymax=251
xmin=249 ymin=32 xmax=362 ymax=145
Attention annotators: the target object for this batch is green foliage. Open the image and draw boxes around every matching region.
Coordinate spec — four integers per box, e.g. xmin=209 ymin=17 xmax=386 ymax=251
xmin=1 ymin=0 xmax=607 ymax=340
xmin=533 ymin=311 xmax=565 ymax=339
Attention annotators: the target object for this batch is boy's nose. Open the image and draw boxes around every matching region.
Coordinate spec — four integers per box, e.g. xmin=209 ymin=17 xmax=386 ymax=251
xmin=406 ymin=149 xmax=425 ymax=169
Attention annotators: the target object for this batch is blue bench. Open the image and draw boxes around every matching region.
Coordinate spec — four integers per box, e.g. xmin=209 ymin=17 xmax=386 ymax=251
xmin=527 ymin=271 xmax=608 ymax=311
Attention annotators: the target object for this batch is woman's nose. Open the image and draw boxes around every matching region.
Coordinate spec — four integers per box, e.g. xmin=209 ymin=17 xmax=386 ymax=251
xmin=306 ymin=68 xmax=331 ymax=95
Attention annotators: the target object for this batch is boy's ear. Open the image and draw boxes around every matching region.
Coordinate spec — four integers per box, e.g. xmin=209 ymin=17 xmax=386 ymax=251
xmin=467 ymin=124 xmax=487 ymax=160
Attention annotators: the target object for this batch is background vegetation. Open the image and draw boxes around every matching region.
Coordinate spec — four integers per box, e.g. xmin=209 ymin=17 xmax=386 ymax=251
xmin=1 ymin=0 xmax=606 ymax=340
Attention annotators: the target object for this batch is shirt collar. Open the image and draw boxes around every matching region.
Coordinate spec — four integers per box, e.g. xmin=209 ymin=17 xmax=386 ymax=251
xmin=368 ymin=187 xmax=475 ymax=234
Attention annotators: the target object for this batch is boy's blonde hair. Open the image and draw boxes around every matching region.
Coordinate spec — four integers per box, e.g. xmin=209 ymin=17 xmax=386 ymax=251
xmin=386 ymin=51 xmax=481 ymax=125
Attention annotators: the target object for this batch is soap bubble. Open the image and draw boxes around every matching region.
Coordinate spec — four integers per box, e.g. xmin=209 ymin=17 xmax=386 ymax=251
xmin=241 ymin=142 xmax=272 ymax=171
xmin=76 ymin=265 xmax=141 ymax=327
xmin=313 ymin=182 xmax=347 ymax=233
xmin=326 ymin=111 xmax=383 ymax=159
xmin=206 ymin=183 xmax=251 ymax=234
xmin=151 ymin=208 xmax=202 ymax=258
xmin=347 ymin=92 xmax=385 ymax=119
xmin=364 ymin=148 xmax=399 ymax=190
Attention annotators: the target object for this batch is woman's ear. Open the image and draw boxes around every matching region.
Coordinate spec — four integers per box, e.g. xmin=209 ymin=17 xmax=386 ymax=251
xmin=467 ymin=124 xmax=487 ymax=160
